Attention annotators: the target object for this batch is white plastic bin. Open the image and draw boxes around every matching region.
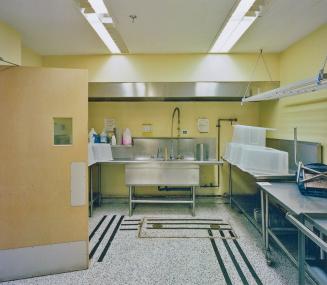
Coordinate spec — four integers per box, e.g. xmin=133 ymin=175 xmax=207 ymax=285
xmin=224 ymin=142 xmax=244 ymax=165
xmin=232 ymin=125 xmax=267 ymax=146
xmin=92 ymin=144 xmax=113 ymax=162
xmin=239 ymin=146 xmax=288 ymax=175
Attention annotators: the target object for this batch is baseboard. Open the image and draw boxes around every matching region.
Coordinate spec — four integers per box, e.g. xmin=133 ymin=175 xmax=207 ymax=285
xmin=0 ymin=240 xmax=88 ymax=282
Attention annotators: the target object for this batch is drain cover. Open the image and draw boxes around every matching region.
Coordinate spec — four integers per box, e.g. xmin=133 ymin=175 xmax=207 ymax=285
xmin=152 ymin=223 xmax=163 ymax=229
xmin=137 ymin=217 xmax=238 ymax=239
xmin=210 ymin=224 xmax=220 ymax=230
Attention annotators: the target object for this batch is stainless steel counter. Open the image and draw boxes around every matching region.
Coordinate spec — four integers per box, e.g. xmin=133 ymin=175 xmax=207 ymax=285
xmin=103 ymin=159 xmax=223 ymax=165
xmin=224 ymin=158 xmax=295 ymax=181
xmin=259 ymin=182 xmax=327 ymax=285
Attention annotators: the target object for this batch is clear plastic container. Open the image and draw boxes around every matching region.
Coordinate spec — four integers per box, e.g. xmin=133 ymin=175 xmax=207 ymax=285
xmin=224 ymin=142 xmax=244 ymax=165
xmin=232 ymin=125 xmax=267 ymax=146
xmin=239 ymin=146 xmax=288 ymax=175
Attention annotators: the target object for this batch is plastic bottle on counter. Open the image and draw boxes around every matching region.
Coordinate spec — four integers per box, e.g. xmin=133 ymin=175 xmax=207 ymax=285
xmin=115 ymin=128 xmax=122 ymax=145
xmin=111 ymin=134 xmax=117 ymax=146
xmin=100 ymin=130 xmax=108 ymax=143
xmin=122 ymin=128 xmax=132 ymax=145
xmin=89 ymin=128 xmax=97 ymax=144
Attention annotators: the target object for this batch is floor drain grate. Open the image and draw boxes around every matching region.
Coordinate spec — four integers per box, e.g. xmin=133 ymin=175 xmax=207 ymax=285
xmin=137 ymin=217 xmax=238 ymax=239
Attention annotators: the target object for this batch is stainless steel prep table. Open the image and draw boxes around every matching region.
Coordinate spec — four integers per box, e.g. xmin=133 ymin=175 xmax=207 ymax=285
xmin=89 ymin=163 xmax=102 ymax=217
xmin=258 ymin=182 xmax=327 ymax=284
xmin=225 ymin=158 xmax=294 ymax=232
xmin=103 ymin=159 xmax=223 ymax=216
xmin=287 ymin=213 xmax=327 ymax=285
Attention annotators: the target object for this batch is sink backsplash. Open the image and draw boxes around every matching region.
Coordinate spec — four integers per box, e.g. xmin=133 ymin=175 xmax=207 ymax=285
xmin=111 ymin=137 xmax=216 ymax=160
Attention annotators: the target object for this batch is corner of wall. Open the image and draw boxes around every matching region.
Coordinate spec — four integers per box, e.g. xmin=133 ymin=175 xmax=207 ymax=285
xmin=0 ymin=20 xmax=21 ymax=65
xmin=21 ymin=45 xmax=43 ymax=67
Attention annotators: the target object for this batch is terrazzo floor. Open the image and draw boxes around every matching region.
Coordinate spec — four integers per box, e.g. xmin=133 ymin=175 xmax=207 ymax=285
xmin=4 ymin=201 xmax=308 ymax=285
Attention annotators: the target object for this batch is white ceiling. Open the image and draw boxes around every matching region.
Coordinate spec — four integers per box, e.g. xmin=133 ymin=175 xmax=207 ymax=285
xmin=0 ymin=0 xmax=326 ymax=55
xmin=232 ymin=0 xmax=327 ymax=53
xmin=0 ymin=0 xmax=109 ymax=55
xmin=105 ymin=0 xmax=237 ymax=53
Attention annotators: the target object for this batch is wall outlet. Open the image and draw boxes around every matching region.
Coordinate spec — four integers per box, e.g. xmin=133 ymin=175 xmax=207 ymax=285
xmin=142 ymin=123 xmax=152 ymax=133
xmin=181 ymin=129 xmax=188 ymax=135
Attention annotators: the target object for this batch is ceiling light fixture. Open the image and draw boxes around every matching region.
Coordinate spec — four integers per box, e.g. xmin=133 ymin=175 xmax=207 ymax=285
xmin=88 ymin=0 xmax=108 ymax=14
xmin=210 ymin=0 xmax=258 ymax=53
xmin=83 ymin=10 xmax=121 ymax=53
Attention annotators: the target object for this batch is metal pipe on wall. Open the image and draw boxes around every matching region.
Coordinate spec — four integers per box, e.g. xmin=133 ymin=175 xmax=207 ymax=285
xmin=216 ymin=118 xmax=238 ymax=188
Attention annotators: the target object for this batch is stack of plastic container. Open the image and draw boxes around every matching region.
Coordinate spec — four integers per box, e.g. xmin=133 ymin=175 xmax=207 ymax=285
xmin=225 ymin=125 xmax=289 ymax=175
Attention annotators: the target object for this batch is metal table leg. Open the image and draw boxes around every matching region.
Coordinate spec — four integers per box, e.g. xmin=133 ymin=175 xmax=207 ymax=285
xmin=192 ymin=186 xmax=196 ymax=216
xmin=89 ymin=165 xmax=93 ymax=217
xmin=229 ymin=163 xmax=232 ymax=206
xmin=260 ymin=189 xmax=266 ymax=247
xmin=129 ymin=186 xmax=133 ymax=217
xmin=265 ymin=192 xmax=272 ymax=265
xmin=98 ymin=163 xmax=102 ymax=207
xmin=132 ymin=186 xmax=136 ymax=209
xmin=298 ymin=215 xmax=305 ymax=285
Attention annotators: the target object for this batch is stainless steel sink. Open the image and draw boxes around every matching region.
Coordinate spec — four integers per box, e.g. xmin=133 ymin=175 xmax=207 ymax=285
xmin=125 ymin=162 xmax=199 ymax=186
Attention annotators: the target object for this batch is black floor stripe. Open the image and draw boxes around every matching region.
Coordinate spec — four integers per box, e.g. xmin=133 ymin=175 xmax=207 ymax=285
xmin=89 ymin=215 xmax=107 ymax=241
xmin=208 ymin=230 xmax=232 ymax=285
xmin=220 ymin=231 xmax=249 ymax=285
xmin=98 ymin=215 xmax=125 ymax=262
xmin=124 ymin=219 xmax=141 ymax=222
xmin=148 ymin=222 xmax=229 ymax=225
xmin=121 ymin=223 xmax=140 ymax=226
xmin=89 ymin=215 xmax=116 ymax=259
xmin=147 ymin=218 xmax=223 ymax=221
xmin=146 ymin=227 xmax=232 ymax=230
xmin=229 ymin=231 xmax=263 ymax=285
xmin=120 ymin=228 xmax=138 ymax=231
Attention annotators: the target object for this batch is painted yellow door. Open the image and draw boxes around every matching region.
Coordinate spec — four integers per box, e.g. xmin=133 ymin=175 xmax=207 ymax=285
xmin=0 ymin=67 xmax=89 ymax=281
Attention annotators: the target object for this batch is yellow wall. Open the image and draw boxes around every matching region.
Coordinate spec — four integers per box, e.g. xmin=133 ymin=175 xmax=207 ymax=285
xmin=0 ymin=21 xmax=42 ymax=67
xmin=0 ymin=20 xmax=21 ymax=65
xmin=43 ymin=53 xmax=280 ymax=82
xmin=89 ymin=101 xmax=260 ymax=197
xmin=259 ymin=24 xmax=327 ymax=162
xmin=0 ymin=67 xmax=88 ymax=249
xmin=44 ymin=52 xmax=280 ymax=197
xmin=21 ymin=46 xmax=42 ymax=67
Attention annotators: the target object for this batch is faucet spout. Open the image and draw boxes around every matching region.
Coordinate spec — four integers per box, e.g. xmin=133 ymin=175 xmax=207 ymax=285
xmin=171 ymin=107 xmax=181 ymax=138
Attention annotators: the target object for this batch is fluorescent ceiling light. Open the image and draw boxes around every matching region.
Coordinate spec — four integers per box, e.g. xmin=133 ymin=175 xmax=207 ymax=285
xmin=88 ymin=0 xmax=108 ymax=14
xmin=83 ymin=12 xmax=121 ymax=53
xmin=210 ymin=0 xmax=257 ymax=53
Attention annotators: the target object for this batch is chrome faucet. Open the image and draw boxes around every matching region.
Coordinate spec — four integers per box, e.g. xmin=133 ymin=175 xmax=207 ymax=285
xmin=170 ymin=107 xmax=182 ymax=160
xmin=171 ymin=107 xmax=181 ymax=138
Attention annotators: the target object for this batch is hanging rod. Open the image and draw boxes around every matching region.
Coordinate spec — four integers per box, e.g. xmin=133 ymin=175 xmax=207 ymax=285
xmin=242 ymin=56 xmax=327 ymax=103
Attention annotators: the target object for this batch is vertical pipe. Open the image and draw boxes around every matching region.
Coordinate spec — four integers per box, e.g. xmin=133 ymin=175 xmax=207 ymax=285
xmin=229 ymin=163 xmax=232 ymax=206
xmin=260 ymin=189 xmax=265 ymax=246
xmin=129 ymin=186 xmax=132 ymax=217
xmin=265 ymin=193 xmax=269 ymax=259
xmin=217 ymin=118 xmax=237 ymax=188
xmin=294 ymin=127 xmax=298 ymax=167
xmin=192 ymin=186 xmax=196 ymax=217
xmin=298 ymin=215 xmax=305 ymax=285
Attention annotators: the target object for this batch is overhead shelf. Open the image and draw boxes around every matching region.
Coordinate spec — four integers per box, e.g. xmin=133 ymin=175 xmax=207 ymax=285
xmin=243 ymin=55 xmax=327 ymax=103
xmin=243 ymin=73 xmax=327 ymax=103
